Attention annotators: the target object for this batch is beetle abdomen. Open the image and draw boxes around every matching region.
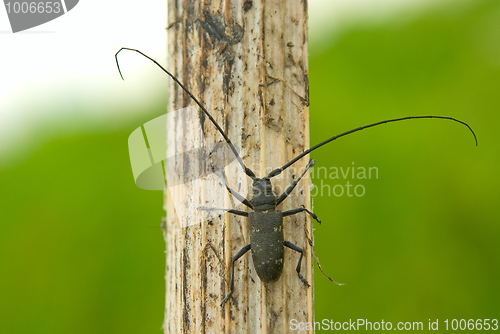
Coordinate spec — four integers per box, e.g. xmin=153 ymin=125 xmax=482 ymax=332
xmin=249 ymin=211 xmax=284 ymax=282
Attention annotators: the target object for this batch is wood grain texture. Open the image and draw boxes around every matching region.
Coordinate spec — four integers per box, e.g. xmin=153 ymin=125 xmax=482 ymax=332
xmin=163 ymin=0 xmax=312 ymax=332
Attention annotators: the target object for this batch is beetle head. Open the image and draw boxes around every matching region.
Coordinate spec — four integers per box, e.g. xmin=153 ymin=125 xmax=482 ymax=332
xmin=251 ymin=177 xmax=277 ymax=211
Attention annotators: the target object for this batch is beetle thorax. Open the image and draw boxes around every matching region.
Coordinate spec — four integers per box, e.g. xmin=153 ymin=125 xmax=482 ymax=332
xmin=250 ymin=178 xmax=277 ymax=212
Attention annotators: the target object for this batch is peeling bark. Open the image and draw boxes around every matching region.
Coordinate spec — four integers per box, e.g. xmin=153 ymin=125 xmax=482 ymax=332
xmin=164 ymin=1 xmax=312 ymax=332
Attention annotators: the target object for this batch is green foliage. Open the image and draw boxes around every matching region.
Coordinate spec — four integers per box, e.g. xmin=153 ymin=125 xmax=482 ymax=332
xmin=310 ymin=0 xmax=499 ymax=330
xmin=0 ymin=116 xmax=166 ymax=333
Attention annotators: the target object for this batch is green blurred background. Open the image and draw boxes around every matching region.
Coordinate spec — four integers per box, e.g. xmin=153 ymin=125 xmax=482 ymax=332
xmin=1 ymin=0 xmax=499 ymax=332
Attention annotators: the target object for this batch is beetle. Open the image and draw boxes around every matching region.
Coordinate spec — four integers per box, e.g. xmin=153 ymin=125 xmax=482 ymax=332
xmin=115 ymin=47 xmax=477 ymax=307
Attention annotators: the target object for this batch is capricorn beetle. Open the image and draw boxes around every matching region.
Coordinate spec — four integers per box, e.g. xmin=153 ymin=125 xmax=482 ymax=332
xmin=115 ymin=47 xmax=477 ymax=307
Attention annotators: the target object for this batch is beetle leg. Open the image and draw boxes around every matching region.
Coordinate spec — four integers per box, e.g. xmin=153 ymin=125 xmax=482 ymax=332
xmin=282 ymin=207 xmax=321 ymax=224
xmin=224 ymin=185 xmax=253 ymax=209
xmin=221 ymin=244 xmax=251 ymax=307
xmin=284 ymin=241 xmax=310 ymax=287
xmin=276 ymin=159 xmax=315 ymax=205
xmin=197 ymin=207 xmax=248 ymax=217
xmin=212 ymin=168 xmax=254 ymax=209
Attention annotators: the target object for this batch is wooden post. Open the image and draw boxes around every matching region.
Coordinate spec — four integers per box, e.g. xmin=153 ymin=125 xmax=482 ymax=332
xmin=163 ymin=0 xmax=312 ymax=332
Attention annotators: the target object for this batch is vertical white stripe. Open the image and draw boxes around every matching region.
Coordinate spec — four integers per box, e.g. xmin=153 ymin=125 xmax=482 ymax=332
xmin=60 ymin=0 xmax=68 ymax=14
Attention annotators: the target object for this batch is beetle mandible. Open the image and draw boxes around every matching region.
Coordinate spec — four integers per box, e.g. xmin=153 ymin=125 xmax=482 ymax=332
xmin=115 ymin=47 xmax=477 ymax=307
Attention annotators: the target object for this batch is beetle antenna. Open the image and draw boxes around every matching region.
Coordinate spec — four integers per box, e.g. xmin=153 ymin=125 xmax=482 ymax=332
xmin=267 ymin=115 xmax=477 ymax=178
xmin=115 ymin=47 xmax=256 ymax=179
xmin=304 ymin=227 xmax=343 ymax=285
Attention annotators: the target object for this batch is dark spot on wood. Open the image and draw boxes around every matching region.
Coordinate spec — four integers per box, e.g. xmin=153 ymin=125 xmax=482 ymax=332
xmin=182 ymin=249 xmax=190 ymax=331
xmin=199 ymin=11 xmax=244 ymax=100
xmin=230 ymin=23 xmax=244 ymax=44
xmin=200 ymin=10 xmax=227 ymax=43
xmin=221 ymin=223 xmax=226 ymax=319
xmin=270 ymin=99 xmax=275 ymax=106
xmin=222 ymin=49 xmax=236 ymax=98
xmin=287 ymin=41 xmax=294 ymax=47
xmin=166 ymin=19 xmax=181 ymax=30
xmin=268 ymin=306 xmax=284 ymax=332
xmin=243 ymin=0 xmax=253 ymax=12
xmin=241 ymin=131 xmax=251 ymax=142
xmin=298 ymin=60 xmax=310 ymax=106
xmin=198 ymin=108 xmax=207 ymax=145
xmin=201 ymin=248 xmax=207 ymax=331
xmin=199 ymin=10 xmax=244 ymax=47
xmin=303 ymin=73 xmax=310 ymax=106
xmin=201 ymin=76 xmax=210 ymax=94
xmin=265 ymin=75 xmax=279 ymax=87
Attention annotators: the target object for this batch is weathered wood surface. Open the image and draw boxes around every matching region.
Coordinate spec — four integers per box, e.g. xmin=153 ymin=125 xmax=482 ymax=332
xmin=163 ymin=1 xmax=312 ymax=332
